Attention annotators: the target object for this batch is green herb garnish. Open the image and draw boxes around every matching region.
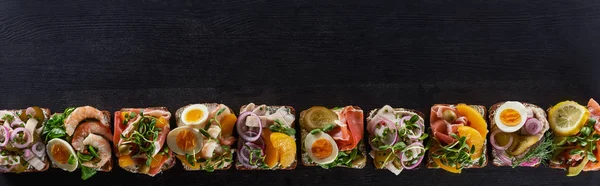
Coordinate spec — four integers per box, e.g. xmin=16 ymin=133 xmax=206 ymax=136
xmin=80 ymin=165 xmax=97 ymax=180
xmin=512 ymin=132 xmax=554 ymax=167
xmin=269 ymin=119 xmax=296 ymax=136
xmin=41 ymin=107 xmax=75 ymax=143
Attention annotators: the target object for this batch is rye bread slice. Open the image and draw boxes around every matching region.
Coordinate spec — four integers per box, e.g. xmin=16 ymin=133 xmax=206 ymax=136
xmin=235 ymin=104 xmax=297 ymax=170
xmin=175 ymin=103 xmax=234 ymax=171
xmin=0 ymin=108 xmax=51 ymax=173
xmin=114 ymin=107 xmax=175 ymax=175
xmin=299 ymin=106 xmax=366 ymax=169
xmin=366 ymin=107 xmax=425 ymax=170
xmin=426 ymin=104 xmax=488 ymax=169
xmin=49 ymin=108 xmax=113 ymax=172
xmin=488 ymin=102 xmax=549 ymax=167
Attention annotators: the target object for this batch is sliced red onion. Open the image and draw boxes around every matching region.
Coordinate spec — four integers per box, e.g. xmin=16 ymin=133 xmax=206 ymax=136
xmin=10 ymin=128 xmax=32 ymax=149
xmin=10 ymin=119 xmax=24 ymax=128
xmin=236 ymin=112 xmax=262 ymax=142
xmin=22 ymin=149 xmax=34 ymax=160
xmin=0 ymin=126 xmax=9 ymax=147
xmin=237 ymin=141 xmax=264 ymax=168
xmin=370 ymin=116 xmax=397 ymax=148
xmin=524 ymin=118 xmax=542 ymax=135
xmin=244 ymin=131 xmax=265 ymax=149
xmin=490 ymin=129 xmax=513 ymax=150
xmin=493 ymin=149 xmax=512 ymax=164
xmin=407 ymin=121 xmax=424 ymax=139
xmin=399 ymin=142 xmax=425 ymax=170
xmin=31 ymin=142 xmax=45 ymax=157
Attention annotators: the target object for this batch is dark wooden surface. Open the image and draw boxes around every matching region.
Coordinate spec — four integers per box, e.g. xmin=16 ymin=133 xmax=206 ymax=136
xmin=1 ymin=0 xmax=600 ymax=185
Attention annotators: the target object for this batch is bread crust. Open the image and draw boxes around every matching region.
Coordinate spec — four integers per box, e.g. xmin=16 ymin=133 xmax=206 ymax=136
xmin=488 ymin=102 xmax=548 ymax=167
xmin=366 ymin=107 xmax=425 ymax=170
xmin=175 ymin=103 xmax=233 ymax=171
xmin=0 ymin=108 xmax=51 ymax=173
xmin=235 ymin=104 xmax=297 ymax=170
xmin=299 ymin=106 xmax=366 ymax=169
xmin=115 ymin=107 xmax=175 ymax=175
xmin=426 ymin=104 xmax=488 ymax=169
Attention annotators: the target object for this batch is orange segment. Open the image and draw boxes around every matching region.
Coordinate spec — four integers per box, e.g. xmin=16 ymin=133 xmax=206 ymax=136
xmin=120 ymin=111 xmax=129 ymax=122
xmin=176 ymin=155 xmax=201 ymax=169
xmin=456 ymin=104 xmax=488 ymax=137
xmin=220 ymin=114 xmax=237 ymax=137
xmin=156 ymin=116 xmax=168 ymax=128
xmin=433 ymin=157 xmax=461 ymax=173
xmin=262 ymin=130 xmax=279 ymax=168
xmin=457 ymin=126 xmax=484 ymax=160
xmin=150 ymin=154 xmax=165 ymax=168
xmin=270 ymin=132 xmax=296 ymax=168
xmin=118 ymin=155 xmax=135 ymax=168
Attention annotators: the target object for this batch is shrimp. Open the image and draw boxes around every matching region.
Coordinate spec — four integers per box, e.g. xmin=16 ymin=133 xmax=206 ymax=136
xmin=71 ymin=121 xmax=113 ymax=151
xmin=201 ymin=140 xmax=218 ymax=158
xmin=64 ymin=106 xmax=109 ymax=136
xmin=81 ymin=134 xmax=111 ymax=168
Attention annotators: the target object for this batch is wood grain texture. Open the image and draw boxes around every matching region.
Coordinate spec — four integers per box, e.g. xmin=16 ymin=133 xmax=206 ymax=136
xmin=1 ymin=0 xmax=600 ymax=185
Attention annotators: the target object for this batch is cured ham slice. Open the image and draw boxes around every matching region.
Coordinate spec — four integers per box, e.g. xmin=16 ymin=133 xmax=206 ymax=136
xmin=328 ymin=106 xmax=363 ymax=151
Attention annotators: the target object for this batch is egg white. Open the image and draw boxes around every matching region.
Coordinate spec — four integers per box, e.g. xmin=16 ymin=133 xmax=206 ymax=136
xmin=494 ymin=101 xmax=528 ymax=133
xmin=167 ymin=126 xmax=204 ymax=155
xmin=181 ymin=104 xmax=209 ymax=127
xmin=305 ymin=131 xmax=338 ymax=164
xmin=46 ymin=138 xmax=77 ymax=172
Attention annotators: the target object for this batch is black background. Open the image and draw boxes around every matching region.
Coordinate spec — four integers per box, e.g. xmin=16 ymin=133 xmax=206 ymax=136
xmin=1 ymin=0 xmax=600 ymax=185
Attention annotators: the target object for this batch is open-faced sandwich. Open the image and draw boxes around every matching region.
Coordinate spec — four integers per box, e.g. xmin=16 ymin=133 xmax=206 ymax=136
xmin=300 ymin=106 xmax=366 ymax=169
xmin=169 ymin=103 xmax=236 ymax=172
xmin=236 ymin=103 xmax=297 ymax=170
xmin=41 ymin=106 xmax=112 ymax=180
xmin=367 ymin=105 xmax=427 ymax=175
xmin=0 ymin=107 xmax=50 ymax=173
xmin=114 ymin=107 xmax=174 ymax=176
xmin=489 ymin=101 xmax=552 ymax=167
xmin=427 ymin=104 xmax=488 ymax=173
xmin=548 ymin=99 xmax=600 ymax=176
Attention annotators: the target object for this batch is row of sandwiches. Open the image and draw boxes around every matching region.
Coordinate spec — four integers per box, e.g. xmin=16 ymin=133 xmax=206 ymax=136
xmin=0 ymin=99 xmax=598 ymax=179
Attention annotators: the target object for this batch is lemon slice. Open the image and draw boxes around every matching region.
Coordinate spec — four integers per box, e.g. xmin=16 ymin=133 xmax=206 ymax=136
xmin=548 ymin=101 xmax=589 ymax=136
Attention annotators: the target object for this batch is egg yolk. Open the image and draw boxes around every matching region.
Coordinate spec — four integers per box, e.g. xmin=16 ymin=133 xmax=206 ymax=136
xmin=184 ymin=109 xmax=204 ymax=123
xmin=500 ymin=108 xmax=521 ymax=126
xmin=176 ymin=130 xmax=196 ymax=151
xmin=311 ymin=138 xmax=333 ymax=159
xmin=51 ymin=144 xmax=70 ymax=164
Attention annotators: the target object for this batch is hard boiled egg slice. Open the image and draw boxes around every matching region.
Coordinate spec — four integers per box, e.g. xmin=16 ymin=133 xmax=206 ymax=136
xmin=305 ymin=131 xmax=338 ymax=164
xmin=167 ymin=126 xmax=204 ymax=155
xmin=181 ymin=104 xmax=209 ymax=127
xmin=46 ymin=138 xmax=77 ymax=172
xmin=494 ymin=101 xmax=528 ymax=133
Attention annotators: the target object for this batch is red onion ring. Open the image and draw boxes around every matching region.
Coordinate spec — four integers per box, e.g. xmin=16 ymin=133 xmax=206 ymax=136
xmin=31 ymin=142 xmax=45 ymax=157
xmin=490 ymin=129 xmax=513 ymax=150
xmin=10 ymin=128 xmax=32 ymax=149
xmin=10 ymin=118 xmax=24 ymax=128
xmin=236 ymin=112 xmax=262 ymax=142
xmin=0 ymin=126 xmax=9 ymax=147
xmin=369 ymin=116 xmax=398 ymax=148
xmin=237 ymin=141 xmax=264 ymax=168
xmin=244 ymin=131 xmax=265 ymax=150
xmin=493 ymin=149 xmax=512 ymax=164
xmin=367 ymin=115 xmax=392 ymax=134
xmin=524 ymin=118 xmax=542 ymax=135
xmin=519 ymin=158 xmax=540 ymax=167
xmin=399 ymin=142 xmax=425 ymax=170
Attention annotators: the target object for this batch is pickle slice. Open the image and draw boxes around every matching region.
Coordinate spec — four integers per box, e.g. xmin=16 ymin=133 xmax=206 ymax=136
xmin=301 ymin=106 xmax=338 ymax=131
